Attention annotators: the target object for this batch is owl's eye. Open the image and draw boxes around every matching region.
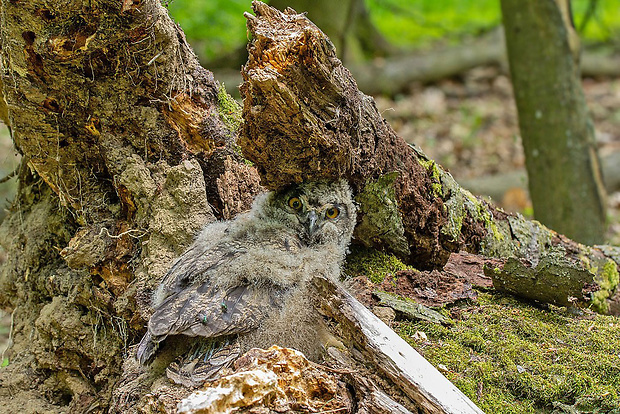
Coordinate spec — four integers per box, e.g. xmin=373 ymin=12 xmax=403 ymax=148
xmin=288 ymin=197 xmax=302 ymax=211
xmin=325 ymin=207 xmax=340 ymax=219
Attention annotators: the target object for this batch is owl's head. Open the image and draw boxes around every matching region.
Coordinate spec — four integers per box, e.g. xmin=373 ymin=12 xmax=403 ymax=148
xmin=260 ymin=179 xmax=357 ymax=248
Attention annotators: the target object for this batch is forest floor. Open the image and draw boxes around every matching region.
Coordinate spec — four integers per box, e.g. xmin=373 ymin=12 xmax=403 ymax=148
xmin=0 ymin=67 xmax=620 ymax=406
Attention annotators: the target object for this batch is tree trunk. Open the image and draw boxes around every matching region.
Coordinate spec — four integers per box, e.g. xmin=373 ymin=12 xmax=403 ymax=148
xmin=500 ymin=0 xmax=607 ymax=245
xmin=0 ymin=0 xmax=262 ymax=412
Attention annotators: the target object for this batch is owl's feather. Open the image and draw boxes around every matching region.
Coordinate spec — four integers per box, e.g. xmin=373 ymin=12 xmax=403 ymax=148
xmin=166 ymin=340 xmax=241 ymax=387
xmin=136 ymin=180 xmax=357 ymax=383
xmin=137 ymin=281 xmax=282 ymax=364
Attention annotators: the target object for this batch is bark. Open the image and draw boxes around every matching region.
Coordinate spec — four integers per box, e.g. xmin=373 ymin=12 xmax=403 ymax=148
xmin=501 ymin=0 xmax=607 ymax=245
xmin=240 ymin=4 xmax=463 ymax=269
xmin=239 ymin=2 xmax=620 ymax=313
xmin=0 ymin=0 xmax=262 ymax=412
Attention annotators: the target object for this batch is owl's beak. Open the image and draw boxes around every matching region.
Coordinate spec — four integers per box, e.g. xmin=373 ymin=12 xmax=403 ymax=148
xmin=306 ymin=210 xmax=319 ymax=236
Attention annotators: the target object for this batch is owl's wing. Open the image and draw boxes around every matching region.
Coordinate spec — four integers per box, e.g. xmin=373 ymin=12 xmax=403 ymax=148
xmin=137 ymin=280 xmax=280 ymax=364
xmin=153 ymin=240 xmax=247 ymax=307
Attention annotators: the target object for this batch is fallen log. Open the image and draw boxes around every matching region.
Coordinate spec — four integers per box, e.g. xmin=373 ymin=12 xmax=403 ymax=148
xmin=239 ymin=1 xmax=620 ymax=314
xmin=350 ymin=29 xmax=620 ymax=96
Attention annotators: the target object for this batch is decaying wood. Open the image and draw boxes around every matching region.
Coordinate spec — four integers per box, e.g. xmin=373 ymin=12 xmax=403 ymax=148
xmin=0 ymin=0 xmax=484 ymax=412
xmin=240 ymin=1 xmax=476 ymax=269
xmin=239 ymin=1 xmax=620 ymax=314
xmin=312 ymin=276 xmax=484 ymax=414
xmin=0 ymin=0 xmax=263 ymax=411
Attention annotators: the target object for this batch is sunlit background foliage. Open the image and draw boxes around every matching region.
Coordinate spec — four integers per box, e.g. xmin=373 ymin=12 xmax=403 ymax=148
xmin=163 ymin=0 xmax=620 ymax=62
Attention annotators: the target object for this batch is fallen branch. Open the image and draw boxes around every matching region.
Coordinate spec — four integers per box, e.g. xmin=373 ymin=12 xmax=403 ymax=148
xmin=312 ymin=276 xmax=484 ymax=413
xmin=460 ymin=150 xmax=620 ymax=204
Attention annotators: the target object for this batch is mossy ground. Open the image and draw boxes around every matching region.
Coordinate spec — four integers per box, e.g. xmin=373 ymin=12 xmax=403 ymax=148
xmin=401 ymin=293 xmax=620 ymax=413
xmin=345 ymin=245 xmax=411 ymax=283
xmin=345 ymin=248 xmax=620 ymax=413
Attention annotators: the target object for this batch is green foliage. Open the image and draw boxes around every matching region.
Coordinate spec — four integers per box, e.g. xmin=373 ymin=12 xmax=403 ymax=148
xmin=165 ymin=0 xmax=251 ymax=61
xmin=366 ymin=0 xmax=620 ymax=49
xmin=366 ymin=0 xmax=501 ymax=48
xmin=573 ymin=0 xmax=620 ymax=44
xmin=166 ymin=0 xmax=620 ymax=62
xmin=399 ymin=293 xmax=620 ymax=412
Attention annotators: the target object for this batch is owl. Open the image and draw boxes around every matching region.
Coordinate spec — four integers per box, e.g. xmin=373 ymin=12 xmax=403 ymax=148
xmin=136 ymin=179 xmax=356 ymax=386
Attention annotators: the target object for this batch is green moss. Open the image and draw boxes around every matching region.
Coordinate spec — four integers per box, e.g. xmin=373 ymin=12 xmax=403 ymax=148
xmin=344 ymin=245 xmax=411 ymax=283
xmin=589 ymin=258 xmax=620 ymax=314
xmin=464 ymin=189 xmax=504 ymax=243
xmin=216 ymin=84 xmax=241 ymax=134
xmin=354 ymin=173 xmax=410 ymax=257
xmin=398 ymin=292 xmax=620 ymax=412
xmin=419 ymin=159 xmax=443 ymax=197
